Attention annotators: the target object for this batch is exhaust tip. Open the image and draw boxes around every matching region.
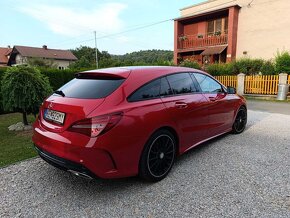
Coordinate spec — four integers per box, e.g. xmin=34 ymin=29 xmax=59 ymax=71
xmin=67 ymin=170 xmax=93 ymax=180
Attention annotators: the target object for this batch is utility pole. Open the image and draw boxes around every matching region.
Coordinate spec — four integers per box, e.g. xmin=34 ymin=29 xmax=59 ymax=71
xmin=94 ymin=31 xmax=99 ymax=69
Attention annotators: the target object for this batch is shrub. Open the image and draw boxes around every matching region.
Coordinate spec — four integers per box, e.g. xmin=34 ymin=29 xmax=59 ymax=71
xmin=179 ymin=59 xmax=201 ymax=69
xmin=0 ymin=67 xmax=8 ymax=114
xmin=40 ymin=68 xmax=76 ymax=90
xmin=260 ymin=60 xmax=276 ymax=75
xmin=232 ymin=58 xmax=264 ymax=75
xmin=1 ymin=66 xmax=53 ymax=125
xmin=275 ymin=51 xmax=290 ymax=74
xmin=205 ymin=63 xmax=234 ymax=76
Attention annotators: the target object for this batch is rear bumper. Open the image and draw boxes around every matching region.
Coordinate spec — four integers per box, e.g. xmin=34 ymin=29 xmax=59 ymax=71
xmin=35 ymin=145 xmax=96 ymax=179
xmin=32 ymin=119 xmax=142 ymax=179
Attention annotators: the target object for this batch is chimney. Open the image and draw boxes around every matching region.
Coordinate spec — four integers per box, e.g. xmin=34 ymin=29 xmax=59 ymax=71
xmin=43 ymin=45 xmax=48 ymax=50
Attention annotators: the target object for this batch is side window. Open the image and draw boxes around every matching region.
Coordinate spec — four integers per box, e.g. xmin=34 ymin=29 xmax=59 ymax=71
xmin=160 ymin=77 xmax=173 ymax=97
xmin=167 ymin=73 xmax=197 ymax=95
xmin=193 ymin=73 xmax=223 ymax=93
xmin=128 ymin=79 xmax=160 ymax=102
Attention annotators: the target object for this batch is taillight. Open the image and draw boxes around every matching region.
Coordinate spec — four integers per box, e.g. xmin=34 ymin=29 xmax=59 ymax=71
xmin=68 ymin=112 xmax=123 ymax=137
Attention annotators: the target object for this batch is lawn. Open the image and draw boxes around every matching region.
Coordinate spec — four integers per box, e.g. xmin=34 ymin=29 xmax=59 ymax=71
xmin=0 ymin=113 xmax=37 ymax=167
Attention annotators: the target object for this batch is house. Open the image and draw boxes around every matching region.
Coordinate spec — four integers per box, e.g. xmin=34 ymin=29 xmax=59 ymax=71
xmin=8 ymin=45 xmax=78 ymax=69
xmin=0 ymin=47 xmax=12 ymax=67
xmin=174 ymin=0 xmax=290 ymax=65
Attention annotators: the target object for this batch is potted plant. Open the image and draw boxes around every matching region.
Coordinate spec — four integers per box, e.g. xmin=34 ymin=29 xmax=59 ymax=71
xmin=179 ymin=35 xmax=188 ymax=41
xmin=197 ymin=34 xmax=203 ymax=39
xmin=214 ymin=31 xmax=221 ymax=36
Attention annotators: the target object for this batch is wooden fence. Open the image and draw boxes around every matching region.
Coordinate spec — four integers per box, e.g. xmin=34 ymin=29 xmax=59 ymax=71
xmin=244 ymin=75 xmax=279 ymax=95
xmin=215 ymin=76 xmax=237 ymax=88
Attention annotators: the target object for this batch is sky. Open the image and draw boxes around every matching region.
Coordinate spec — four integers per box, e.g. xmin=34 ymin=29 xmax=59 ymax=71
xmin=0 ymin=0 xmax=204 ymax=54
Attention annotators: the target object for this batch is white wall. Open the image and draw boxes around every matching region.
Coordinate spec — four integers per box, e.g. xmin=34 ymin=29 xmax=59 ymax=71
xmin=180 ymin=0 xmax=290 ymax=60
xmin=236 ymin=0 xmax=290 ymax=60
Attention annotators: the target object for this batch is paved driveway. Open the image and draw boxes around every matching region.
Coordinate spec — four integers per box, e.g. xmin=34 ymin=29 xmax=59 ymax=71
xmin=1 ymin=110 xmax=290 ymax=217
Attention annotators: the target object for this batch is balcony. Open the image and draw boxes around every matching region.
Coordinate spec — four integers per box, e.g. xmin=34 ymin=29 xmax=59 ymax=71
xmin=178 ymin=32 xmax=228 ymax=50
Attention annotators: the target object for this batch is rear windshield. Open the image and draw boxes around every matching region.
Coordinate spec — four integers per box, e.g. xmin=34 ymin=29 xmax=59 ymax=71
xmin=55 ymin=78 xmax=125 ymax=99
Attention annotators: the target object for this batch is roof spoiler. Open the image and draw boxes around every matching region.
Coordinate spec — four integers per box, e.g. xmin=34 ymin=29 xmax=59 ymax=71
xmin=75 ymin=72 xmax=127 ymax=79
xmin=75 ymin=68 xmax=131 ymax=79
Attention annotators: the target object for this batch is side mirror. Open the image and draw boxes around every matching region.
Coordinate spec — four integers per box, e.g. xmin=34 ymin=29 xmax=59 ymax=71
xmin=227 ymin=86 xmax=236 ymax=94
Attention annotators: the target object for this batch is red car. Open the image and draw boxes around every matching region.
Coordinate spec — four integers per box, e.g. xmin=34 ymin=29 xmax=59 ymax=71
xmin=33 ymin=66 xmax=247 ymax=182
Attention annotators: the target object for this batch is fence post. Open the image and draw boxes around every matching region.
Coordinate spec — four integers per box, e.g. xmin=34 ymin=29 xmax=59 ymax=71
xmin=237 ymin=73 xmax=245 ymax=95
xmin=279 ymin=73 xmax=288 ymax=85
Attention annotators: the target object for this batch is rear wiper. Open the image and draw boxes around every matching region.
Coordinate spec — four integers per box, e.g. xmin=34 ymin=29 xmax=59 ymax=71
xmin=54 ymin=90 xmax=65 ymax=97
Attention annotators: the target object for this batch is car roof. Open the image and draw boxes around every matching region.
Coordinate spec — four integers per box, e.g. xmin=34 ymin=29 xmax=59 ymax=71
xmin=82 ymin=66 xmax=208 ymax=79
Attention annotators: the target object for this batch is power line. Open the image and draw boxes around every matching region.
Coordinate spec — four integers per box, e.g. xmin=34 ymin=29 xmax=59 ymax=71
xmin=96 ymin=19 xmax=172 ymax=40
xmin=53 ymin=18 xmax=173 ymax=47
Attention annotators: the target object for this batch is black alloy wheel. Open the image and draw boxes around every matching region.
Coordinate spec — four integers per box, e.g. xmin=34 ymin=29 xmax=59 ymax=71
xmin=232 ymin=107 xmax=247 ymax=134
xmin=139 ymin=130 xmax=176 ymax=182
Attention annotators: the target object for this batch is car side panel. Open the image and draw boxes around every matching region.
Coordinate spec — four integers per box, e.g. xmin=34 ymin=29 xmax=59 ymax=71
xmin=160 ymin=94 xmax=210 ymax=153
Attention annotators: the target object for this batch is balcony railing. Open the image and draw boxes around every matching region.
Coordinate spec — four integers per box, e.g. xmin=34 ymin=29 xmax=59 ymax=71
xmin=178 ymin=33 xmax=228 ymax=50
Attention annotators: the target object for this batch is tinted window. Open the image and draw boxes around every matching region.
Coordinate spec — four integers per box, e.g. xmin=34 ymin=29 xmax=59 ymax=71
xmin=160 ymin=77 xmax=173 ymax=97
xmin=128 ymin=79 xmax=160 ymax=102
xmin=193 ymin=73 xmax=222 ymax=93
xmin=167 ymin=73 xmax=197 ymax=95
xmin=56 ymin=78 xmax=124 ymax=99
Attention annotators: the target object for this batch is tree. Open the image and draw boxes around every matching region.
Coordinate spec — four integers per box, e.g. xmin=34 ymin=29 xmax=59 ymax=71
xmin=1 ymin=66 xmax=52 ymax=125
xmin=27 ymin=57 xmax=58 ymax=68
xmin=68 ymin=56 xmax=93 ymax=69
xmin=275 ymin=51 xmax=290 ymax=74
xmin=70 ymin=46 xmax=97 ymax=67
xmin=69 ymin=46 xmax=174 ymax=69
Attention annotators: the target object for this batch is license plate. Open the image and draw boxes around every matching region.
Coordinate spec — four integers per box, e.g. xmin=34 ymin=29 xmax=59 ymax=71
xmin=44 ymin=109 xmax=65 ymax=124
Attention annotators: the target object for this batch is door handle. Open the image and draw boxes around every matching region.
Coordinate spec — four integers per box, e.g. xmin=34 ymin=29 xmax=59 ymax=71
xmin=175 ymin=102 xmax=188 ymax=109
xmin=209 ymin=97 xmax=217 ymax=102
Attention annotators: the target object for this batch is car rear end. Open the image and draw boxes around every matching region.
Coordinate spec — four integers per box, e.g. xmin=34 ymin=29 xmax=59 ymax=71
xmin=33 ymin=69 xmax=130 ymax=179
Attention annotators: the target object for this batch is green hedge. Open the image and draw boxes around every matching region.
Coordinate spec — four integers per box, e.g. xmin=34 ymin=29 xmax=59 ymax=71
xmin=205 ymin=63 xmax=234 ymax=76
xmin=40 ymin=68 xmax=76 ymax=90
xmin=0 ymin=67 xmax=8 ymax=114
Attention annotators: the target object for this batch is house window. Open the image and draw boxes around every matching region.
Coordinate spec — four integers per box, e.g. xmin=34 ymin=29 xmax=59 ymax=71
xmin=207 ymin=17 xmax=228 ymax=35
xmin=207 ymin=20 xmax=214 ymax=34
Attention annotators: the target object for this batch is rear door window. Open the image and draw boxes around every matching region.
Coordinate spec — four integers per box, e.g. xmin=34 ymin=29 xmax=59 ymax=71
xmin=55 ymin=78 xmax=125 ymax=99
xmin=128 ymin=79 xmax=161 ymax=102
xmin=167 ymin=73 xmax=198 ymax=95
xmin=160 ymin=77 xmax=173 ymax=97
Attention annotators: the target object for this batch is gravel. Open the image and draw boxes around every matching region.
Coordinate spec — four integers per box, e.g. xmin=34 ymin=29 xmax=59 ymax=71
xmin=1 ymin=110 xmax=290 ymax=218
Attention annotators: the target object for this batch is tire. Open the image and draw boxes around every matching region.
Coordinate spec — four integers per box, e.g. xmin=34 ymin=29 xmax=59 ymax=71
xmin=232 ymin=106 xmax=247 ymax=134
xmin=139 ymin=129 xmax=176 ymax=182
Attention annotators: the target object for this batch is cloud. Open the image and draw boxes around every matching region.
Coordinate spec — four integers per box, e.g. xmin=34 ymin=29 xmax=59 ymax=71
xmin=19 ymin=2 xmax=127 ymax=37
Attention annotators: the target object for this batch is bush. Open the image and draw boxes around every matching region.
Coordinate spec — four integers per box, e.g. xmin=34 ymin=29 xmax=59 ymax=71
xmin=205 ymin=63 xmax=234 ymax=76
xmin=1 ymin=66 xmax=53 ymax=125
xmin=40 ymin=68 xmax=76 ymax=90
xmin=179 ymin=59 xmax=201 ymax=69
xmin=275 ymin=51 xmax=290 ymax=74
xmin=0 ymin=67 xmax=8 ymax=114
xmin=232 ymin=58 xmax=264 ymax=75
xmin=260 ymin=60 xmax=276 ymax=75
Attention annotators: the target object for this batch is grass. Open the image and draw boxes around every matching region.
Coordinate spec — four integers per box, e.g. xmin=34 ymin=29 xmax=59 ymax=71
xmin=0 ymin=113 xmax=37 ymax=167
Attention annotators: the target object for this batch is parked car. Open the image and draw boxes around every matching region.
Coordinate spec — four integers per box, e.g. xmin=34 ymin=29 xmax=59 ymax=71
xmin=32 ymin=66 xmax=247 ymax=182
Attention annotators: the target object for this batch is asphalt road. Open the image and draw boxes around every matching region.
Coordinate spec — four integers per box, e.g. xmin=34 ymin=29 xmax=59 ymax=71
xmin=1 ymin=110 xmax=290 ymax=217
xmin=247 ymin=99 xmax=290 ymax=115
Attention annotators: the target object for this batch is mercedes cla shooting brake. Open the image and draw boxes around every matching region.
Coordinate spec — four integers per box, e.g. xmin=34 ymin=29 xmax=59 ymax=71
xmin=33 ymin=66 xmax=247 ymax=182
